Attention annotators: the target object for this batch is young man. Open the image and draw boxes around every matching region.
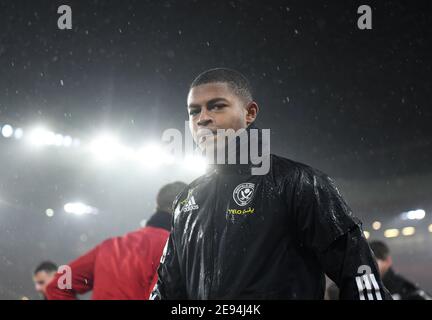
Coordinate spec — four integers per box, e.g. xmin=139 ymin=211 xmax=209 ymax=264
xmin=151 ymin=68 xmax=392 ymax=300
xmin=33 ymin=261 xmax=58 ymax=299
xmin=46 ymin=181 xmax=186 ymax=300
xmin=370 ymin=241 xmax=431 ymax=300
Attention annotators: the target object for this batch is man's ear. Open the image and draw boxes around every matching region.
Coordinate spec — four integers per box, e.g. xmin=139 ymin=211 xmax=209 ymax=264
xmin=245 ymin=101 xmax=259 ymax=125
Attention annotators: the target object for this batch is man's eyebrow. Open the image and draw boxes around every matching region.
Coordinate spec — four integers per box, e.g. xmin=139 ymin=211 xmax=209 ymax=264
xmin=187 ymin=103 xmax=201 ymax=109
xmin=207 ymin=97 xmax=229 ymax=106
xmin=187 ymin=98 xmax=229 ymax=109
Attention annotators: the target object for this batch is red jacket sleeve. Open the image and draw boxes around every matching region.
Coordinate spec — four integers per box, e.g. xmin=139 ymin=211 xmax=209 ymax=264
xmin=46 ymin=245 xmax=99 ymax=300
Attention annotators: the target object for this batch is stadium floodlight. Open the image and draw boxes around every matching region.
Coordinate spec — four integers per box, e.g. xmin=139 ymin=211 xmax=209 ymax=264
xmin=403 ymin=209 xmax=426 ymax=220
xmin=14 ymin=128 xmax=24 ymax=140
xmin=43 ymin=131 xmax=55 ymax=145
xmin=372 ymin=221 xmax=381 ymax=230
xmin=384 ymin=228 xmax=399 ymax=238
xmin=62 ymin=135 xmax=73 ymax=147
xmin=401 ymin=227 xmax=415 ymax=236
xmin=27 ymin=127 xmax=55 ymax=147
xmin=1 ymin=124 xmax=14 ymax=138
xmin=54 ymin=134 xmax=64 ymax=146
xmin=64 ymin=202 xmax=98 ymax=216
xmin=89 ymin=134 xmax=122 ymax=162
xmin=117 ymin=145 xmax=136 ymax=161
xmin=45 ymin=208 xmax=54 ymax=217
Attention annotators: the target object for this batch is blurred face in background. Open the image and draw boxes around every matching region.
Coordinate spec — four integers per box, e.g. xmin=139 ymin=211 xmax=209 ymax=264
xmin=376 ymin=255 xmax=393 ymax=277
xmin=33 ymin=270 xmax=56 ymax=296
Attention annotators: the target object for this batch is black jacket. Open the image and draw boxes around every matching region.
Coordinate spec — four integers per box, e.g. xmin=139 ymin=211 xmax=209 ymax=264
xmin=383 ymin=268 xmax=431 ymax=300
xmin=146 ymin=210 xmax=172 ymax=231
xmin=151 ymin=128 xmax=392 ymax=300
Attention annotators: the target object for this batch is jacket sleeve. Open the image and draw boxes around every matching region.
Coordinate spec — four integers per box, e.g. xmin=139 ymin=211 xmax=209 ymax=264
xmin=150 ymin=197 xmax=188 ymax=300
xmin=317 ymin=226 xmax=392 ymax=300
xmin=288 ymin=166 xmax=392 ymax=300
xmin=45 ymin=245 xmax=98 ymax=300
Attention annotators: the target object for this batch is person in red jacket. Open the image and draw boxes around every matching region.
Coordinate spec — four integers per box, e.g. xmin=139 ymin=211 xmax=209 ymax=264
xmin=46 ymin=181 xmax=187 ymax=300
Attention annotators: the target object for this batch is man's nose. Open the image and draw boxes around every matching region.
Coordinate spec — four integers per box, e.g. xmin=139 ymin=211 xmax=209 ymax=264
xmin=197 ymin=108 xmax=212 ymax=127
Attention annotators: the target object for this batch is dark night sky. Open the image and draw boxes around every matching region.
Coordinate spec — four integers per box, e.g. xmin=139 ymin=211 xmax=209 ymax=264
xmin=0 ymin=0 xmax=431 ymax=299
xmin=0 ymin=0 xmax=430 ymax=179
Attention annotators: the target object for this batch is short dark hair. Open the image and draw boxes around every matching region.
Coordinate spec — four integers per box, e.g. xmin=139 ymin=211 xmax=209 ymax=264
xmin=34 ymin=261 xmax=58 ymax=275
xmin=369 ymin=241 xmax=390 ymax=260
xmin=190 ymin=68 xmax=253 ymax=102
xmin=157 ymin=181 xmax=188 ymax=213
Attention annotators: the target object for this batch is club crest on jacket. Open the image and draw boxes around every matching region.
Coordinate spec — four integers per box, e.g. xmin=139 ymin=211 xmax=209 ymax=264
xmin=233 ymin=183 xmax=256 ymax=206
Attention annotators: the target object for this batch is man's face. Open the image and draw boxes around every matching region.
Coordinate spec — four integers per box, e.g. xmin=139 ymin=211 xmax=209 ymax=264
xmin=187 ymin=82 xmax=254 ymax=149
xmin=376 ymin=256 xmax=392 ymax=277
xmin=33 ymin=271 xmax=55 ymax=296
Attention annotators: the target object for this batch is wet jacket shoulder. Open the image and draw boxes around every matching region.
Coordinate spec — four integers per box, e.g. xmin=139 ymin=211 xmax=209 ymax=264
xmin=271 ymin=155 xmax=361 ymax=252
xmin=275 ymin=156 xmax=392 ymax=299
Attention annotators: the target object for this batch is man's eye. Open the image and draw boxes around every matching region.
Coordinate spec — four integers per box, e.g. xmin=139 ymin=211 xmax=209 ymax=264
xmin=211 ymin=104 xmax=226 ymax=110
xmin=189 ymin=109 xmax=199 ymax=116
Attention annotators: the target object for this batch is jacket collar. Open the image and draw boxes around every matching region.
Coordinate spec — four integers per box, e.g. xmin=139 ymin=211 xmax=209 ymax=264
xmin=206 ymin=123 xmax=268 ymax=175
xmin=145 ymin=210 xmax=171 ymax=231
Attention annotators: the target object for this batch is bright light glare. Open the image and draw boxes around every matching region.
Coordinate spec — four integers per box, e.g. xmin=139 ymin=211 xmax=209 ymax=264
xmin=183 ymin=155 xmax=208 ymax=173
xmin=14 ymin=128 xmax=24 ymax=139
xmin=73 ymin=138 xmax=81 ymax=147
xmin=384 ymin=228 xmax=399 ymax=238
xmin=89 ymin=135 xmax=121 ymax=162
xmin=372 ymin=221 xmax=381 ymax=230
xmin=45 ymin=208 xmax=54 ymax=217
xmin=64 ymin=202 xmax=98 ymax=216
xmin=405 ymin=209 xmax=426 ymax=220
xmin=363 ymin=231 xmax=370 ymax=239
xmin=137 ymin=144 xmax=174 ymax=168
xmin=401 ymin=227 xmax=415 ymax=236
xmin=62 ymin=136 xmax=73 ymax=147
xmin=54 ymin=134 xmax=64 ymax=146
xmin=28 ymin=128 xmax=56 ymax=146
xmin=1 ymin=124 xmax=14 ymax=138
xmin=119 ymin=146 xmax=136 ymax=160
